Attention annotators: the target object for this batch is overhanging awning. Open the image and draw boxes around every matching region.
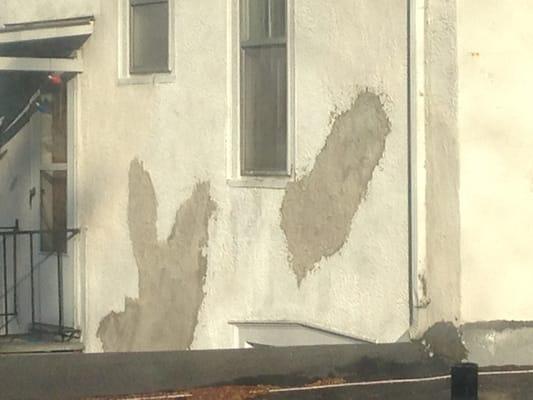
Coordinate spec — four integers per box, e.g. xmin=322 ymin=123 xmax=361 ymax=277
xmin=0 ymin=16 xmax=94 ymax=148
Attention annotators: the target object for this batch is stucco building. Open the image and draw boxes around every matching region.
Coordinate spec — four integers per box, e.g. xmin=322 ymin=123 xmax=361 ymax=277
xmin=0 ymin=0 xmax=531 ymax=367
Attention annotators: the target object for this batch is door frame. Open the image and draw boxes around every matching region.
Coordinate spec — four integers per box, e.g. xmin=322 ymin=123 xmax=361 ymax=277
xmin=28 ymin=75 xmax=82 ymax=334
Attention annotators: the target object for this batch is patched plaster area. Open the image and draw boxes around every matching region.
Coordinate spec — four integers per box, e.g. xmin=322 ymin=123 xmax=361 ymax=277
xmin=419 ymin=321 xmax=533 ymax=367
xmin=97 ymin=159 xmax=216 ymax=352
xmin=461 ymin=321 xmax=533 ymax=366
xmin=281 ymin=92 xmax=391 ymax=283
xmin=421 ymin=322 xmax=468 ymax=363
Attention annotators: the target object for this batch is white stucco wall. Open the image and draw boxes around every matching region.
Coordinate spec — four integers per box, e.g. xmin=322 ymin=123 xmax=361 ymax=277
xmin=458 ymin=0 xmax=533 ymax=323
xmin=408 ymin=0 xmax=462 ymax=337
xmin=0 ymin=0 xmax=411 ymax=352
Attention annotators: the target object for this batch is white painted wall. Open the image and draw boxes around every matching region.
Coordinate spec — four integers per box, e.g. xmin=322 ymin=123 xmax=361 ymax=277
xmin=458 ymin=0 xmax=533 ymax=323
xmin=0 ymin=0 xmax=411 ymax=351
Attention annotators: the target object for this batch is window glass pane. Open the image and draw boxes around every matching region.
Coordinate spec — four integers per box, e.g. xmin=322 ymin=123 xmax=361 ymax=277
xmin=130 ymin=1 xmax=169 ymax=73
xmin=241 ymin=0 xmax=269 ymax=42
xmin=270 ymin=0 xmax=286 ymax=38
xmin=241 ymin=46 xmax=287 ymax=175
xmin=40 ymin=86 xmax=67 ymax=165
xmin=40 ymin=170 xmax=67 ymax=253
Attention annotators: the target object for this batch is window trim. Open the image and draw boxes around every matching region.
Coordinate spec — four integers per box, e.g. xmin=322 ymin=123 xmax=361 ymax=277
xmin=118 ymin=0 xmax=176 ymax=85
xmin=227 ymin=0 xmax=295 ymax=188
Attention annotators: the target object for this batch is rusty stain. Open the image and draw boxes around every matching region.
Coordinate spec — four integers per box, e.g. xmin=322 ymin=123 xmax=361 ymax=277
xmin=97 ymin=159 xmax=216 ymax=352
xmin=280 ymin=91 xmax=391 ymax=284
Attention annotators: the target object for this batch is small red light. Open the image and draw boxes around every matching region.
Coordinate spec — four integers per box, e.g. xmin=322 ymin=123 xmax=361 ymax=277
xmin=48 ymin=74 xmax=62 ymax=85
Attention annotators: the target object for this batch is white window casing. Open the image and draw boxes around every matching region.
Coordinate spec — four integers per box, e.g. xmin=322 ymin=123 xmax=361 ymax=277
xmin=227 ymin=0 xmax=295 ymax=188
xmin=118 ymin=0 xmax=176 ymax=85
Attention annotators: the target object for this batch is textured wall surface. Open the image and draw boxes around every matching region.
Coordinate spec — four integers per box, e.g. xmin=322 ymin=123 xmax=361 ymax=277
xmin=97 ymin=160 xmax=216 ymax=351
xmin=0 ymin=0 xmax=410 ymax=352
xmin=458 ymin=0 xmax=533 ymax=323
xmin=414 ymin=0 xmax=461 ymax=334
xmin=452 ymin=0 xmax=533 ymax=366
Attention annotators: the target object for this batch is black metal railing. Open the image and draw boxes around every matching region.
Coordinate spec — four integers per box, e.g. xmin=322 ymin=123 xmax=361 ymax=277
xmin=0 ymin=220 xmax=80 ymax=341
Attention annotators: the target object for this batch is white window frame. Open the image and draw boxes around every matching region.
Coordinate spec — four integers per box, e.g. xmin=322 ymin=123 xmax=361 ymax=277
xmin=118 ymin=0 xmax=176 ymax=85
xmin=227 ymin=0 xmax=295 ymax=189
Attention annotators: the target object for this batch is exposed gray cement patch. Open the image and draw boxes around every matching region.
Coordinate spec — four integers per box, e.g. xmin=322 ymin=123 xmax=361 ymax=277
xmin=280 ymin=92 xmax=391 ymax=284
xmin=463 ymin=321 xmax=533 ymax=333
xmin=421 ymin=322 xmax=467 ymax=363
xmin=461 ymin=321 xmax=533 ymax=366
xmin=97 ymin=159 xmax=216 ymax=352
xmin=419 ymin=321 xmax=533 ymax=367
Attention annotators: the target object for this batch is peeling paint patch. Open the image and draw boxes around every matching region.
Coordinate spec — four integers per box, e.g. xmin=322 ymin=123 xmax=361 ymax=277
xmin=280 ymin=92 xmax=391 ymax=284
xmin=417 ymin=272 xmax=431 ymax=308
xmin=97 ymin=159 xmax=216 ymax=352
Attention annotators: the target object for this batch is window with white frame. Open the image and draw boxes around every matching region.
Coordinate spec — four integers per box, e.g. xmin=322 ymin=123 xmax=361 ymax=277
xmin=239 ymin=0 xmax=288 ymax=177
xmin=129 ymin=0 xmax=170 ymax=74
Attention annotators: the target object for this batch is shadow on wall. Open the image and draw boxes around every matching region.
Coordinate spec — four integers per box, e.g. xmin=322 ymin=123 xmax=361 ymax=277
xmin=97 ymin=159 xmax=217 ymax=352
xmin=281 ymin=91 xmax=391 ymax=284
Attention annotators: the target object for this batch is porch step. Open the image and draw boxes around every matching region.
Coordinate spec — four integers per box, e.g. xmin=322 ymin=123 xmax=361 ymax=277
xmin=0 ymin=334 xmax=83 ymax=354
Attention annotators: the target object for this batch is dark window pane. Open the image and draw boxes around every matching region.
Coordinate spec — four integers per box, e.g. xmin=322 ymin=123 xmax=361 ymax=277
xmin=40 ymin=86 xmax=67 ymax=165
xmin=130 ymin=0 xmax=169 ymax=74
xmin=40 ymin=170 xmax=67 ymax=253
xmin=270 ymin=0 xmax=286 ymax=38
xmin=241 ymin=0 xmax=269 ymax=42
xmin=241 ymin=46 xmax=287 ymax=175
xmin=51 ymin=86 xmax=67 ymax=163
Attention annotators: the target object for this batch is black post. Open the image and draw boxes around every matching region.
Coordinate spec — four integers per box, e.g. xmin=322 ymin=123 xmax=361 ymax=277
xmin=29 ymin=233 xmax=35 ymax=327
xmin=57 ymin=250 xmax=63 ymax=341
xmin=451 ymin=363 xmax=478 ymax=400
xmin=12 ymin=220 xmax=18 ymax=315
xmin=2 ymin=234 xmax=8 ymax=335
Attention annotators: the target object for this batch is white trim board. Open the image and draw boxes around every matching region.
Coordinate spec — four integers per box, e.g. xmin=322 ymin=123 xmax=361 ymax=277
xmin=0 ymin=56 xmax=83 ymax=72
xmin=0 ymin=23 xmax=93 ymax=45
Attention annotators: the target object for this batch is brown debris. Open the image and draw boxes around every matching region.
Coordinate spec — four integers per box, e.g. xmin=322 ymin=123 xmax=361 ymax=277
xmin=184 ymin=385 xmax=274 ymax=400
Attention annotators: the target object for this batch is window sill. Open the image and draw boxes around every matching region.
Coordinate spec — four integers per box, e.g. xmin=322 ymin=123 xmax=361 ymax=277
xmin=227 ymin=176 xmax=293 ymax=190
xmin=118 ymin=72 xmax=176 ymax=86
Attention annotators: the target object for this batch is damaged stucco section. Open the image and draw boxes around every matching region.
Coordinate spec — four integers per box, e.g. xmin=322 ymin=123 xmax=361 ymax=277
xmin=419 ymin=321 xmax=533 ymax=367
xmin=281 ymin=92 xmax=391 ymax=284
xmin=421 ymin=322 xmax=467 ymax=363
xmin=461 ymin=321 xmax=533 ymax=366
xmin=97 ymin=159 xmax=216 ymax=352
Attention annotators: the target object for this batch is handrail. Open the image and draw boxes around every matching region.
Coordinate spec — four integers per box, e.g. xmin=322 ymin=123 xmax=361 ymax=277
xmin=0 ymin=222 xmax=80 ymax=339
xmin=0 ymin=228 xmax=80 ymax=236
